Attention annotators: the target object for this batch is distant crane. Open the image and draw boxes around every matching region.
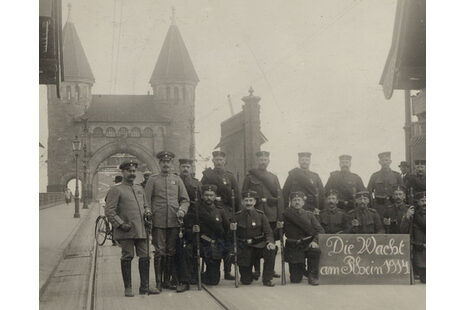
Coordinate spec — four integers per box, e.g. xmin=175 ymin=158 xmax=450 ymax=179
xmin=227 ymin=94 xmax=235 ymax=116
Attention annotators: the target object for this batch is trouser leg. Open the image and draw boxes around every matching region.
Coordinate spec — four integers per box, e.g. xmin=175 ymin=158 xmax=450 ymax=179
xmin=239 ymin=264 xmax=253 ymax=285
xmin=252 ymin=257 xmax=261 ymax=279
xmin=204 ymin=258 xmax=221 ymax=285
xmin=306 ymin=247 xmax=321 ymax=285
xmin=289 ymin=263 xmax=304 ymax=283
xmin=262 ymin=247 xmax=276 ymax=283
xmin=154 ymin=255 xmax=164 ymax=292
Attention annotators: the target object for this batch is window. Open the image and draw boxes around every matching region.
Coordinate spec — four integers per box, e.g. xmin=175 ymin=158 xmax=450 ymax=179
xmin=106 ymin=127 xmax=116 ymax=137
xmin=93 ymin=127 xmax=103 ymax=137
xmin=130 ymin=127 xmax=141 ymax=137
xmin=143 ymin=127 xmax=153 ymax=137
xmin=174 ymin=87 xmax=179 ymax=101
xmin=166 ymin=86 xmax=171 ymax=99
xmin=66 ymin=86 xmax=72 ymax=101
xmin=118 ymin=127 xmax=128 ymax=137
xmin=76 ymin=85 xmax=80 ymax=101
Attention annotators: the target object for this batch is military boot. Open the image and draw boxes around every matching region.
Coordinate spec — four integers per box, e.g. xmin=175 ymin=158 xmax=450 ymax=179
xmin=121 ymin=260 xmax=134 ymax=297
xmin=163 ymin=256 xmax=177 ymax=290
xmin=154 ymin=256 xmax=163 ymax=292
xmin=139 ymin=258 xmax=160 ymax=295
xmin=308 ymin=272 xmax=319 ymax=286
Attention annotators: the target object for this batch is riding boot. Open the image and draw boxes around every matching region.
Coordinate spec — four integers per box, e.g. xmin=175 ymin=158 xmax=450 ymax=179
xmin=139 ymin=258 xmax=160 ymax=295
xmin=121 ymin=260 xmax=134 ymax=297
xmin=154 ymin=256 xmax=163 ymax=292
xmin=163 ymin=256 xmax=176 ymax=290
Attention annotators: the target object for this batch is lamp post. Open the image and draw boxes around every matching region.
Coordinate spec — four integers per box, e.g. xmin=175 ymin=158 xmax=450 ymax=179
xmin=72 ymin=136 xmax=81 ymax=218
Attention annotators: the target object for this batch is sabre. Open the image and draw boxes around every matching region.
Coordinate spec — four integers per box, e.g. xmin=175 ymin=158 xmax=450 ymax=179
xmin=194 ymin=191 xmax=202 ymax=290
xmin=231 ymin=189 xmax=239 ymax=288
xmin=143 ymin=213 xmax=152 ymax=295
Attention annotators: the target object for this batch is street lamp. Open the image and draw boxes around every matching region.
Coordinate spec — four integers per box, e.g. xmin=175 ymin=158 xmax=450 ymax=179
xmin=72 ymin=136 xmax=81 ymax=218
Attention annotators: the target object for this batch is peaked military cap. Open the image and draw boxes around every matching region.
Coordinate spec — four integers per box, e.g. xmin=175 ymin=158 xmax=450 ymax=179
xmin=414 ymin=159 xmax=426 ymax=165
xmin=378 ymin=152 xmax=391 ymax=159
xmin=392 ymin=185 xmax=407 ymax=193
xmin=143 ymin=170 xmax=152 ymax=176
xmin=298 ymin=152 xmax=312 ymax=158
xmin=156 ymin=151 xmax=175 ymax=160
xmin=179 ymin=158 xmax=194 ymax=165
xmin=398 ymin=161 xmax=409 ymax=167
xmin=119 ymin=160 xmax=138 ymax=170
xmin=339 ymin=154 xmax=352 ymax=161
xmin=414 ymin=191 xmax=426 ymax=200
xmin=256 ymin=151 xmax=270 ymax=157
xmin=201 ymin=184 xmax=218 ymax=193
xmin=289 ymin=191 xmax=307 ymax=200
xmin=242 ymin=190 xmax=259 ymax=199
xmin=355 ymin=191 xmax=370 ymax=199
xmin=114 ymin=175 xmax=123 ymax=183
xmin=212 ymin=150 xmax=226 ymax=158
xmin=325 ymin=189 xmax=339 ymax=197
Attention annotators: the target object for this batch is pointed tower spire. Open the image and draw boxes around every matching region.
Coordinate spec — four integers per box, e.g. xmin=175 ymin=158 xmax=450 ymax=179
xmin=67 ymin=3 xmax=73 ymax=23
xmin=170 ymin=7 xmax=176 ymax=25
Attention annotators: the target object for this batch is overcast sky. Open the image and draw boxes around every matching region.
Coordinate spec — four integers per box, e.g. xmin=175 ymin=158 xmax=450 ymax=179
xmin=39 ymin=0 xmax=406 ymax=191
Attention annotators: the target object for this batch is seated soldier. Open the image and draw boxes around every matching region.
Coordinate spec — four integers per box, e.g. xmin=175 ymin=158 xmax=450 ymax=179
xmin=382 ymin=186 xmax=409 ymax=234
xmin=283 ymin=192 xmax=325 ymax=285
xmin=231 ymin=190 xmax=276 ymax=287
xmin=345 ymin=191 xmax=384 ymax=234
xmin=319 ymin=190 xmax=348 ymax=234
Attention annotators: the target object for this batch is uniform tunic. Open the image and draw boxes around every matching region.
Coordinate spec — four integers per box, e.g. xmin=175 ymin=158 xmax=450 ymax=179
xmin=400 ymin=207 xmax=426 ymax=269
xmin=345 ymin=207 xmax=384 ymax=234
xmin=105 ymin=181 xmax=148 ymax=241
xmin=282 ymin=168 xmax=325 ymax=211
xmin=367 ymin=168 xmax=403 ymax=199
xmin=318 ymin=207 xmax=348 ymax=234
xmin=324 ymin=170 xmax=365 ymax=211
xmin=379 ymin=202 xmax=408 ymax=234
xmin=145 ymin=173 xmax=190 ymax=228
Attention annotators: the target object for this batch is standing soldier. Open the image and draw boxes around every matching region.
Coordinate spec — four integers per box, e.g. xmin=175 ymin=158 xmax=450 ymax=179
xmin=324 ymin=154 xmax=365 ymax=212
xmin=367 ymin=152 xmax=403 ymax=217
xmin=282 ymin=152 xmax=325 ymax=214
xmin=400 ymin=191 xmax=426 ymax=283
xmin=145 ymin=151 xmax=190 ymax=293
xmin=381 ymin=186 xmax=409 ymax=234
xmin=201 ymin=150 xmax=241 ymax=280
xmin=283 ymin=192 xmax=324 ymax=285
xmin=405 ymin=160 xmax=426 ymax=194
xmin=231 ymin=190 xmax=276 ymax=287
xmin=140 ymin=170 xmax=151 ymax=188
xmin=242 ymin=151 xmax=283 ymax=280
xmin=105 ymin=160 xmax=157 ymax=297
xmin=398 ymin=161 xmax=411 ymax=184
xmin=345 ymin=191 xmax=384 ymax=233
xmin=177 ymin=158 xmax=201 ymax=286
xmin=319 ymin=190 xmax=348 ymax=234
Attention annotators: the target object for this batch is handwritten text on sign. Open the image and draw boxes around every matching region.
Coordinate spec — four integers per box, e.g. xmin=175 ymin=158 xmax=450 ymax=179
xmin=319 ymin=234 xmax=411 ymax=284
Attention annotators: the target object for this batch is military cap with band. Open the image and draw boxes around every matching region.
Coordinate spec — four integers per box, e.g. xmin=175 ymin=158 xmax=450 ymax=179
xmin=212 ymin=150 xmax=226 ymax=158
xmin=414 ymin=191 xmax=426 ymax=200
xmin=398 ymin=161 xmax=409 ymax=167
xmin=256 ymin=151 xmax=270 ymax=157
xmin=119 ymin=160 xmax=138 ymax=170
xmin=143 ymin=170 xmax=152 ymax=176
xmin=242 ymin=190 xmax=259 ymax=199
xmin=201 ymin=184 xmax=218 ymax=193
xmin=298 ymin=152 xmax=312 ymax=158
xmin=325 ymin=189 xmax=339 ymax=197
xmin=179 ymin=158 xmax=194 ymax=165
xmin=378 ymin=152 xmax=391 ymax=159
xmin=289 ymin=191 xmax=307 ymax=200
xmin=392 ymin=185 xmax=407 ymax=193
xmin=156 ymin=151 xmax=175 ymax=160
xmin=339 ymin=154 xmax=352 ymax=161
xmin=414 ymin=159 xmax=426 ymax=165
xmin=355 ymin=191 xmax=370 ymax=199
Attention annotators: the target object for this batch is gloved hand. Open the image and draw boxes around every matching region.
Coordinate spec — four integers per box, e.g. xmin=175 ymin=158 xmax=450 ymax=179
xmin=352 ymin=219 xmax=360 ymax=227
xmin=276 ymin=221 xmax=284 ymax=229
xmin=266 ymin=243 xmax=276 ymax=251
xmin=176 ymin=210 xmax=185 ymax=219
xmin=309 ymin=241 xmax=319 ymax=249
xmin=230 ymin=223 xmax=237 ymax=231
xmin=383 ymin=217 xmax=391 ymax=226
xmin=193 ymin=224 xmax=200 ymax=233
xmin=313 ymin=208 xmax=320 ymax=216
xmin=405 ymin=206 xmax=415 ymax=219
xmin=119 ymin=223 xmax=132 ymax=232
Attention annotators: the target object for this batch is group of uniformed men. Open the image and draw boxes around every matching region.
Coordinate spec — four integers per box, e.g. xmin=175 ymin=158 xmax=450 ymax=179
xmin=105 ymin=150 xmax=426 ymax=297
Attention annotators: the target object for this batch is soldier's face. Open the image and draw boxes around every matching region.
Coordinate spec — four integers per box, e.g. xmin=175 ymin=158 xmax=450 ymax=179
xmin=356 ymin=196 xmax=369 ymax=208
xmin=339 ymin=159 xmax=351 ymax=170
xmin=298 ymin=157 xmax=311 ymax=169
xmin=393 ymin=190 xmax=405 ymax=202
xmin=257 ymin=156 xmax=269 ymax=169
xmin=326 ymin=195 xmax=338 ymax=208
xmin=160 ymin=159 xmax=173 ymax=173
xmin=180 ymin=164 xmax=192 ymax=176
xmin=212 ymin=156 xmax=226 ymax=168
xmin=202 ymin=191 xmax=216 ymax=204
xmin=379 ymin=158 xmax=392 ymax=168
xmin=242 ymin=197 xmax=256 ymax=209
xmin=143 ymin=174 xmax=150 ymax=181
xmin=417 ymin=197 xmax=426 ymax=208
xmin=122 ymin=167 xmax=137 ymax=183
xmin=291 ymin=197 xmax=305 ymax=209
xmin=400 ymin=166 xmax=409 ymax=174
xmin=415 ymin=164 xmax=425 ymax=175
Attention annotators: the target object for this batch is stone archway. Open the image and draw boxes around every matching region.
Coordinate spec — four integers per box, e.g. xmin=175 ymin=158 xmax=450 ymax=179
xmin=88 ymin=141 xmax=159 ymax=198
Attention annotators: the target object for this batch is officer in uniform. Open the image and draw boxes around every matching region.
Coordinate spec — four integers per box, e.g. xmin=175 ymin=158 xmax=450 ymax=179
xmin=241 ymin=151 xmax=283 ymax=280
xmin=405 ymin=160 xmax=426 ymax=194
xmin=319 ymin=190 xmax=348 ymax=234
xmin=324 ymin=154 xmax=365 ymax=212
xmin=184 ymin=184 xmax=230 ymax=285
xmin=231 ymin=190 xmax=276 ymax=286
xmin=145 ymin=151 xmax=190 ymax=293
xmin=140 ymin=170 xmax=151 ymax=188
xmin=105 ymin=160 xmax=157 ymax=296
xmin=345 ymin=191 xmax=384 ymax=233
xmin=283 ymin=192 xmax=324 ymax=285
xmin=201 ymin=150 xmax=241 ymax=280
xmin=367 ymin=152 xmax=403 ymax=217
xmin=177 ymin=158 xmax=202 ymax=286
xmin=381 ymin=186 xmax=409 ymax=234
xmin=282 ymin=152 xmax=325 ymax=214
xmin=400 ymin=191 xmax=426 ymax=283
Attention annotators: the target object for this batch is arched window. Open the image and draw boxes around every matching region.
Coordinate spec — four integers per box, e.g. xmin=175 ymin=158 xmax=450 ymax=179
xmin=66 ymin=86 xmax=72 ymax=101
xmin=93 ymin=127 xmax=103 ymax=137
xmin=118 ymin=127 xmax=128 ymax=137
xmin=183 ymin=87 xmax=188 ymax=102
xmin=75 ymin=85 xmax=80 ymax=100
xmin=106 ymin=127 xmax=116 ymax=137
xmin=143 ymin=127 xmax=153 ymax=137
xmin=130 ymin=127 xmax=141 ymax=137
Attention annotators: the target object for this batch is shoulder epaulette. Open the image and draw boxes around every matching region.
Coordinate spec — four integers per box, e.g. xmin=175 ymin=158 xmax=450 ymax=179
xmin=235 ymin=210 xmax=243 ymax=215
xmin=368 ymin=208 xmax=378 ymax=213
xmin=347 ymin=209 xmax=355 ymax=214
xmin=256 ymin=209 xmax=264 ymax=214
